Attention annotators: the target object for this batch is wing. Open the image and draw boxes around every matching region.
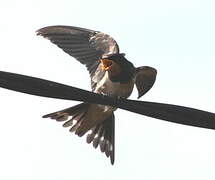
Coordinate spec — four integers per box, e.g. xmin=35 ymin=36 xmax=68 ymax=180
xmin=135 ymin=66 xmax=157 ymax=98
xmin=36 ymin=25 xmax=119 ymax=76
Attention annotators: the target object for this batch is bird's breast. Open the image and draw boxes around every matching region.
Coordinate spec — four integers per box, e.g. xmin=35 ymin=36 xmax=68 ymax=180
xmin=94 ymin=72 xmax=134 ymax=113
xmin=94 ymin=72 xmax=134 ymax=98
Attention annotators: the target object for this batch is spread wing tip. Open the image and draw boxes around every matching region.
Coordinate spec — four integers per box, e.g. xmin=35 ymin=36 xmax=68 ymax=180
xmin=36 ymin=26 xmax=66 ymax=37
xmin=36 ymin=26 xmax=55 ymax=36
xmin=36 ymin=25 xmax=97 ymax=36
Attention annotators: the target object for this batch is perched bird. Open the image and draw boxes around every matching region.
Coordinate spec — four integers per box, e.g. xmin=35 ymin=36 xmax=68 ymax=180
xmin=36 ymin=26 xmax=157 ymax=165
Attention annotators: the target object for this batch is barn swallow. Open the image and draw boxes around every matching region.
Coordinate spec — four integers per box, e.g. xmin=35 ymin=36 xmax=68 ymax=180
xmin=36 ymin=25 xmax=157 ymax=164
xmin=0 ymin=25 xmax=215 ymax=166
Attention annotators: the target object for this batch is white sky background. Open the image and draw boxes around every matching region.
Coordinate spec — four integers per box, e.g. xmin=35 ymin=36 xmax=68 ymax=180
xmin=0 ymin=0 xmax=215 ymax=179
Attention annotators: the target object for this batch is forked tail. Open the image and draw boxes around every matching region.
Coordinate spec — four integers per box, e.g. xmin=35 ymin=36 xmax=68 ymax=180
xmin=43 ymin=103 xmax=115 ymax=164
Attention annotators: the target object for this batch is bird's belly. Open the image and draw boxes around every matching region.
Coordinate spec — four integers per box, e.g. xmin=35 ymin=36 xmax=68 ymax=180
xmin=102 ymin=81 xmax=134 ymax=98
xmin=94 ymin=73 xmax=134 ymax=98
xmin=94 ymin=73 xmax=134 ymax=112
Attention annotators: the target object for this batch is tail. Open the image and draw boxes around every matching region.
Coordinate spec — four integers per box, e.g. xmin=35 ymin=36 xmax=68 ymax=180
xmin=43 ymin=103 xmax=115 ymax=165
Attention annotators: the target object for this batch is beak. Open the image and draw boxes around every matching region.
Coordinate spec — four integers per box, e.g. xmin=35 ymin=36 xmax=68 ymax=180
xmin=100 ymin=59 xmax=113 ymax=71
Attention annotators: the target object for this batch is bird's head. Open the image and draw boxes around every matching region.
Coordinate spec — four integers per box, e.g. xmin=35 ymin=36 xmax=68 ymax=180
xmin=100 ymin=53 xmax=135 ymax=83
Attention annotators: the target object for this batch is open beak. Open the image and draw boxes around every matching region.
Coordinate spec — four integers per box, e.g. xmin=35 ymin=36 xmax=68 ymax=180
xmin=100 ymin=59 xmax=113 ymax=71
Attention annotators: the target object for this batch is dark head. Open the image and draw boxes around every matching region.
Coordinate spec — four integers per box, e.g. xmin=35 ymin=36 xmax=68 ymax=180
xmin=100 ymin=53 xmax=135 ymax=83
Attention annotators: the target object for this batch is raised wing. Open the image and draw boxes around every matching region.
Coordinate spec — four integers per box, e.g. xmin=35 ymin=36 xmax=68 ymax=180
xmin=135 ymin=66 xmax=157 ymax=98
xmin=36 ymin=26 xmax=119 ymax=75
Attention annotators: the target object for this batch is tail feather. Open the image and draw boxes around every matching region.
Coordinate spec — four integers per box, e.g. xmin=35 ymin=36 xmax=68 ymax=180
xmin=42 ymin=103 xmax=88 ymax=120
xmin=43 ymin=103 xmax=89 ymax=135
xmin=86 ymin=114 xmax=115 ymax=164
xmin=43 ymin=103 xmax=115 ymax=165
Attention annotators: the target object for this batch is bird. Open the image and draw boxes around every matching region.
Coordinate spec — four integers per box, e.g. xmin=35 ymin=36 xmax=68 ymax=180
xmin=36 ymin=25 xmax=157 ymax=165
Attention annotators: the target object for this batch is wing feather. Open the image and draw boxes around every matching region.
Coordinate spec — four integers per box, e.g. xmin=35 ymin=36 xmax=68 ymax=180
xmin=36 ymin=25 xmax=119 ymax=81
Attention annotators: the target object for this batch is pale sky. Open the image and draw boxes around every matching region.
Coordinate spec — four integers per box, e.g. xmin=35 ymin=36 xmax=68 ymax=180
xmin=0 ymin=0 xmax=215 ymax=179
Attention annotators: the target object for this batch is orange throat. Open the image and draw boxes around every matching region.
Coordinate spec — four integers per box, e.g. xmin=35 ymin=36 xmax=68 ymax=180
xmin=100 ymin=59 xmax=113 ymax=71
xmin=100 ymin=59 xmax=121 ymax=77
